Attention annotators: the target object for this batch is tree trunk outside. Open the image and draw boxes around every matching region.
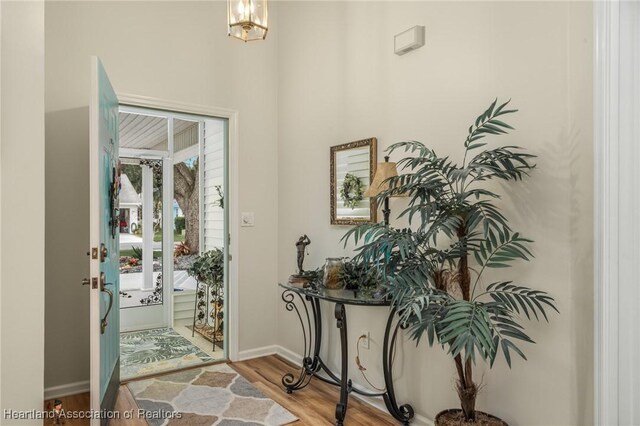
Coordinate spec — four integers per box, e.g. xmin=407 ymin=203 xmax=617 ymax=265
xmin=184 ymin=189 xmax=199 ymax=253
xmin=174 ymin=162 xmax=200 ymax=254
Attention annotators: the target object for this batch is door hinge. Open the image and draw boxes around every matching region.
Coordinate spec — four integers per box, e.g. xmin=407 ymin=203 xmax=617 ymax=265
xmin=91 ymin=247 xmax=99 ymax=260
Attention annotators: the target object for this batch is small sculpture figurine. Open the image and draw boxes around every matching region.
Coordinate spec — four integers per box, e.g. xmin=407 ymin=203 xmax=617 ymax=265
xmin=295 ymin=235 xmax=311 ymax=274
xmin=52 ymin=399 xmax=64 ymax=425
xmin=289 ymin=235 xmax=312 ymax=287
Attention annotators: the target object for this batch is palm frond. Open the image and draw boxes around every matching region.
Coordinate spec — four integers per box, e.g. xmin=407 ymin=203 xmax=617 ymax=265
xmin=485 ymin=304 xmax=535 ymax=368
xmin=437 ymin=300 xmax=495 ymax=363
xmin=472 ymin=230 xmax=533 ymax=269
xmin=467 ymin=146 xmax=536 ymax=182
xmin=463 ymin=99 xmax=518 ymax=154
xmin=482 ymin=281 xmax=559 ymax=321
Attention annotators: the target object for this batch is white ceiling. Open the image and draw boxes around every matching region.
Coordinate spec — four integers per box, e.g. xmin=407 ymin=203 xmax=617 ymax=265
xmin=119 ymin=112 xmax=197 ymax=150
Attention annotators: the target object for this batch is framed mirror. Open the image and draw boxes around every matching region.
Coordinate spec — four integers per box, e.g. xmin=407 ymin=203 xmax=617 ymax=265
xmin=330 ymin=138 xmax=377 ymax=225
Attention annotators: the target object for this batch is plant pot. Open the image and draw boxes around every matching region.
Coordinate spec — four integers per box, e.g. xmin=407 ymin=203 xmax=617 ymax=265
xmin=435 ymin=409 xmax=508 ymax=426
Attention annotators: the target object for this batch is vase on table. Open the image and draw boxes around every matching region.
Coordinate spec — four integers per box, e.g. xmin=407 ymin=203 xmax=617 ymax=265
xmin=322 ymin=257 xmax=344 ymax=289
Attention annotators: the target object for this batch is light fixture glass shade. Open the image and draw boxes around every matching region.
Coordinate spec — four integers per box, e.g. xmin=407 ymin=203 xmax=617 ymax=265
xmin=228 ymin=0 xmax=268 ymax=42
xmin=364 ymin=161 xmax=401 ymax=197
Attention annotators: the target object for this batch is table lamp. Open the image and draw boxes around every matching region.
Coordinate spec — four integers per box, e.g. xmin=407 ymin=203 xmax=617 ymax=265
xmin=365 ymin=156 xmax=404 ymax=226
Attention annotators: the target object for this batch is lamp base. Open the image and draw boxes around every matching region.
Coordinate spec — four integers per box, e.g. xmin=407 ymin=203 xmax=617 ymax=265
xmin=383 ymin=195 xmax=391 ymax=226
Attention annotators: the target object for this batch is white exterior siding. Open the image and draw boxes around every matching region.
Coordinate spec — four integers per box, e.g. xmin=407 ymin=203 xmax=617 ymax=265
xmin=202 ymin=119 xmax=226 ymax=251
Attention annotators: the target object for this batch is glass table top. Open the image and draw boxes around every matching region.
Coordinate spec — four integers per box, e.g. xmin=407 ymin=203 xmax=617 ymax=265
xmin=279 ymin=282 xmax=391 ymax=306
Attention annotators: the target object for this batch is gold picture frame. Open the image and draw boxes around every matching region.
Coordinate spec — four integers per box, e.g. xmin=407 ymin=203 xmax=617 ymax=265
xmin=330 ymin=138 xmax=377 ymax=225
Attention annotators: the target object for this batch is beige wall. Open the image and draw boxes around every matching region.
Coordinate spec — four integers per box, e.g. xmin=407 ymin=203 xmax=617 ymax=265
xmin=45 ymin=1 xmax=279 ymax=390
xmin=44 ymin=2 xmax=594 ymax=422
xmin=0 ymin=0 xmax=46 ymax=420
xmin=276 ymin=2 xmax=593 ymax=425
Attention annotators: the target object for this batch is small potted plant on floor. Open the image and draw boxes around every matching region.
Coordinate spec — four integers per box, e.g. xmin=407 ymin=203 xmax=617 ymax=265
xmin=343 ymin=99 xmax=558 ymax=425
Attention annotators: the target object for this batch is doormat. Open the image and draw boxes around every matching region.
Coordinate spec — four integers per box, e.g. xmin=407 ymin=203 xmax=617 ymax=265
xmin=187 ymin=325 xmax=224 ymax=350
xmin=121 ymin=327 xmax=216 ymax=380
xmin=127 ymin=363 xmax=298 ymax=426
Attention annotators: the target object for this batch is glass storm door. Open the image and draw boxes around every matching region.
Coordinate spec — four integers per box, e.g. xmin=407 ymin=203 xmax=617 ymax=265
xmin=89 ymin=57 xmax=120 ymax=424
xmin=118 ymin=154 xmax=169 ymax=332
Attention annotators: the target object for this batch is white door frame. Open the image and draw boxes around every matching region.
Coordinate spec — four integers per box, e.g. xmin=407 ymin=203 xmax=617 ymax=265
xmin=119 ymin=149 xmax=172 ymax=332
xmin=141 ymin=163 xmax=154 ymax=291
xmin=594 ymin=1 xmax=640 ymax=424
xmin=118 ymin=93 xmax=240 ymax=362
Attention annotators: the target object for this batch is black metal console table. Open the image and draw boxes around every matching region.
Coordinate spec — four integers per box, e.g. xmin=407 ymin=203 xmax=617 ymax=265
xmin=279 ymin=283 xmax=414 ymax=426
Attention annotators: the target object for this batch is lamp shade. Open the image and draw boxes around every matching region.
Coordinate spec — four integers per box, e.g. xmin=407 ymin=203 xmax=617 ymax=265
xmin=365 ymin=160 xmax=401 ymax=197
xmin=228 ymin=0 xmax=268 ymax=42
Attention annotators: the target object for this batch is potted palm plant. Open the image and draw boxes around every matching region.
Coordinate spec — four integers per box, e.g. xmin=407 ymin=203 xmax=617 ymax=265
xmin=343 ymin=99 xmax=558 ymax=425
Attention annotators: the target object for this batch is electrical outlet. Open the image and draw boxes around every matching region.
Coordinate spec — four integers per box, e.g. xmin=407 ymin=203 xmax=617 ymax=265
xmin=360 ymin=331 xmax=370 ymax=350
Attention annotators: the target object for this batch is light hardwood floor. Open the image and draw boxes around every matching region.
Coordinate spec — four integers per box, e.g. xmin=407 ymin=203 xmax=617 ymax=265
xmin=232 ymin=355 xmax=397 ymax=426
xmin=44 ymin=355 xmax=397 ymax=426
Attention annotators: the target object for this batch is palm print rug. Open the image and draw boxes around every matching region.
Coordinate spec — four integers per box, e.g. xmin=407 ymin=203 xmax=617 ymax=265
xmin=127 ymin=363 xmax=298 ymax=426
xmin=121 ymin=327 xmax=216 ymax=380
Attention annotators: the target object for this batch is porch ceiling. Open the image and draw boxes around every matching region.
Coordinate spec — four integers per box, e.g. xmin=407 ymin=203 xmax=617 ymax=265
xmin=119 ymin=112 xmax=197 ymax=150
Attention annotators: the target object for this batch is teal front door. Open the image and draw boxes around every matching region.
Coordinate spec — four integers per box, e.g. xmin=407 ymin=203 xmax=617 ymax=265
xmin=89 ymin=57 xmax=120 ymax=425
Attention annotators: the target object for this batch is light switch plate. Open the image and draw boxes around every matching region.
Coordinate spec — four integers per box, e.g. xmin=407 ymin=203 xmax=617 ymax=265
xmin=241 ymin=212 xmax=255 ymax=227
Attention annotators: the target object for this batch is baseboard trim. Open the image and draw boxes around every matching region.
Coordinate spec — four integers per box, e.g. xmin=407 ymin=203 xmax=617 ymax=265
xmin=237 ymin=345 xmax=279 ymax=361
xmin=275 ymin=345 xmax=302 ymax=365
xmin=274 ymin=345 xmax=434 ymax=426
xmin=44 ymin=380 xmax=90 ymax=400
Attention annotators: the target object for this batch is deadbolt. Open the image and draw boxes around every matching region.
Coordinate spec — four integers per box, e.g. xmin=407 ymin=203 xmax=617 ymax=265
xmin=100 ymin=244 xmax=108 ymax=262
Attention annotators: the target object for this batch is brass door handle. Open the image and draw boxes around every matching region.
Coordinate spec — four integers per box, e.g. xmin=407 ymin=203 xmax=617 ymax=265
xmin=100 ymin=272 xmax=114 ymax=334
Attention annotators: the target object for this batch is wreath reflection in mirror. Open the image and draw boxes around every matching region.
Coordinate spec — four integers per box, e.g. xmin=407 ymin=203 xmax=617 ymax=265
xmin=340 ymin=173 xmax=364 ymax=210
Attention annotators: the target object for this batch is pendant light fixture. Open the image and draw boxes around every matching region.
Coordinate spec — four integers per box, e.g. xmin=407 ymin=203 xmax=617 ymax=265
xmin=227 ymin=0 xmax=268 ymax=42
